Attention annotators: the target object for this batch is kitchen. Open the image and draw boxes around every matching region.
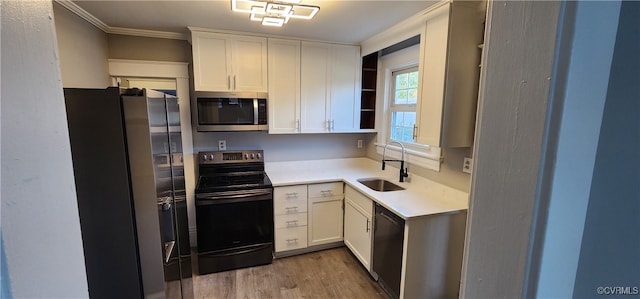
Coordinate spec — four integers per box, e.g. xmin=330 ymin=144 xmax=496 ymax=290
xmin=2 ymin=1 xmax=638 ymax=299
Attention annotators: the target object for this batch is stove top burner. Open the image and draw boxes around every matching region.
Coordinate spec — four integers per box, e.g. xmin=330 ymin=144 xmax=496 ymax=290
xmin=196 ymin=173 xmax=271 ymax=192
xmin=195 ymin=150 xmax=272 ymax=195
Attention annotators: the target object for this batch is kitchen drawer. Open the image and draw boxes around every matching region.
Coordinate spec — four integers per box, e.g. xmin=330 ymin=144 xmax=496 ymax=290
xmin=275 ymin=226 xmax=308 ymax=252
xmin=274 ymin=213 xmax=307 ymax=229
xmin=274 ymin=185 xmax=308 ymax=215
xmin=274 ymin=185 xmax=307 ymax=201
xmin=308 ymin=182 xmax=343 ymax=199
xmin=274 ymin=197 xmax=307 ymax=215
xmin=345 ymin=186 xmax=373 ymax=215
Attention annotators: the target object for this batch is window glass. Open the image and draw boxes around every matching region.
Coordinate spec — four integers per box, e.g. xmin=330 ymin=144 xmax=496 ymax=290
xmin=390 ymin=67 xmax=419 ymax=144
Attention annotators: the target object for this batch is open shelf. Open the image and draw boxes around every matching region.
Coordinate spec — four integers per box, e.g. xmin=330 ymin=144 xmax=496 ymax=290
xmin=360 ymin=52 xmax=378 ymax=130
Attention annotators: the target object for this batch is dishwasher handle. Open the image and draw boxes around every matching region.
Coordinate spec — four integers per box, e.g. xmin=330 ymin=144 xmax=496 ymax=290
xmin=376 ymin=203 xmax=403 ymax=226
xmin=379 ymin=211 xmax=400 ymax=226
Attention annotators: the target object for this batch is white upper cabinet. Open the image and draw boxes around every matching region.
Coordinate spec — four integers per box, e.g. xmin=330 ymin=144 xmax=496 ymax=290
xmin=415 ymin=2 xmax=484 ymax=147
xmin=300 ymin=42 xmax=331 ymax=133
xmin=191 ymin=30 xmax=268 ymax=92
xmin=300 ymin=41 xmax=361 ymax=133
xmin=330 ymin=44 xmax=361 ymax=133
xmin=268 ymin=38 xmax=301 ymax=134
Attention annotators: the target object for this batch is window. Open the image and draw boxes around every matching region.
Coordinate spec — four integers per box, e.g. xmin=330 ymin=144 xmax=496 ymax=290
xmin=389 ymin=67 xmax=419 ymax=144
xmin=377 ymin=46 xmax=441 ymax=171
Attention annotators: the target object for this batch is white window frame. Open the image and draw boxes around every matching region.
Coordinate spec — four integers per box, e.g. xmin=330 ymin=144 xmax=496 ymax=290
xmin=375 ymin=46 xmax=441 ymax=171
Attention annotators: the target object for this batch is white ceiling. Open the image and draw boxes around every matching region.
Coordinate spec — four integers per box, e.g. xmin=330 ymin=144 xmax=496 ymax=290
xmin=71 ymin=0 xmax=439 ymax=44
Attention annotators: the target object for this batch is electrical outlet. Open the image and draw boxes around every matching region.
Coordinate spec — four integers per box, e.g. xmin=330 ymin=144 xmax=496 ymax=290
xmin=357 ymin=139 xmax=363 ymax=149
xmin=218 ymin=140 xmax=226 ymax=151
xmin=463 ymin=157 xmax=473 ymax=174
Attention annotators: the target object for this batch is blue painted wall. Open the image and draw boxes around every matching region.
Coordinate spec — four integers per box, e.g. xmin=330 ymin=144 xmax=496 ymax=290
xmin=536 ymin=2 xmax=622 ymax=297
xmin=573 ymin=2 xmax=640 ymax=297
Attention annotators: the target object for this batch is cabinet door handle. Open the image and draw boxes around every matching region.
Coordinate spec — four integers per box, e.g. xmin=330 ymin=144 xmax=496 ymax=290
xmin=366 ymin=219 xmax=370 ymax=232
xmin=233 ymin=75 xmax=236 ymax=90
xmin=331 ymin=120 xmax=335 ymax=130
xmin=296 ymin=119 xmax=300 ymax=132
xmin=227 ymin=75 xmax=231 ymax=90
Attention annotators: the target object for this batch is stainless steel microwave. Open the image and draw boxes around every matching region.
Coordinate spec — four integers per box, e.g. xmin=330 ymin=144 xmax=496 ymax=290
xmin=193 ymin=91 xmax=268 ymax=132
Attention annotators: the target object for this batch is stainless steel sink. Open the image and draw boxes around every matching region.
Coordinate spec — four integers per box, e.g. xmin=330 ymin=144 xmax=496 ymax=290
xmin=357 ymin=178 xmax=405 ymax=192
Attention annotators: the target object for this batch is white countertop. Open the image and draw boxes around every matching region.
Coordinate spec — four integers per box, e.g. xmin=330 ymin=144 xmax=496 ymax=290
xmin=265 ymin=158 xmax=469 ymax=220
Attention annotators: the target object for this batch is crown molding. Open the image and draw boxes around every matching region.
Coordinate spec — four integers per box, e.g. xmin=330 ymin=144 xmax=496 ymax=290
xmin=360 ymin=0 xmax=450 ymax=56
xmin=55 ymin=0 xmax=109 ymax=32
xmin=187 ymin=26 xmax=359 ymax=46
xmin=54 ymin=0 xmax=188 ymax=40
xmin=109 ymin=27 xmax=187 ymax=40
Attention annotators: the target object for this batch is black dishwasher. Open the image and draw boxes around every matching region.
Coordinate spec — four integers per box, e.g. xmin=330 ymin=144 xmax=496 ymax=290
xmin=372 ymin=203 xmax=405 ymax=299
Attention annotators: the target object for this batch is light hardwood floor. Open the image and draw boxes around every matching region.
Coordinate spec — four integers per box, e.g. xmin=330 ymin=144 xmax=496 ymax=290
xmin=192 ymin=247 xmax=389 ymax=299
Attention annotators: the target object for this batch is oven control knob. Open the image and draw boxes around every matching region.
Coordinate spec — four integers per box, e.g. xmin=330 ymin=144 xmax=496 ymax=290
xmin=257 ymin=153 xmax=261 ymax=160
xmin=251 ymin=153 xmax=255 ymax=159
xmin=209 ymin=154 xmax=215 ymax=161
xmin=244 ymin=153 xmax=249 ymax=160
xmin=203 ymin=155 xmax=208 ymax=161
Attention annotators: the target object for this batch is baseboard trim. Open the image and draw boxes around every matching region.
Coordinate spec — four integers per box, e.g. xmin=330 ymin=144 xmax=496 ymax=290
xmin=274 ymin=241 xmax=345 ymax=258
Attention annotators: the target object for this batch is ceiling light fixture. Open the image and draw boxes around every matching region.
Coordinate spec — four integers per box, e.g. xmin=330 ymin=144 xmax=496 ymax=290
xmin=231 ymin=0 xmax=320 ymax=27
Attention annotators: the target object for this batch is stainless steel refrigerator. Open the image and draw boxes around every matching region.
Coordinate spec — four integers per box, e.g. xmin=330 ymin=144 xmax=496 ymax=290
xmin=64 ymin=87 xmax=192 ymax=299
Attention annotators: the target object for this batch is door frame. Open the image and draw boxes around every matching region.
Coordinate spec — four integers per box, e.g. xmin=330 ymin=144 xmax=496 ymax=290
xmin=108 ymin=59 xmax=197 ymax=247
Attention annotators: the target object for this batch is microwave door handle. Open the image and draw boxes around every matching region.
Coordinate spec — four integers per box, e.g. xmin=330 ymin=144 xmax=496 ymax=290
xmin=253 ymin=98 xmax=259 ymax=125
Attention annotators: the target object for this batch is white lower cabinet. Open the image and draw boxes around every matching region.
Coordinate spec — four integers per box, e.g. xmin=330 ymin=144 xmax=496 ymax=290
xmin=274 ymin=182 xmax=344 ymax=255
xmin=308 ymin=182 xmax=344 ymax=246
xmin=344 ymin=185 xmax=373 ymax=271
xmin=274 ymin=185 xmax=308 ymax=252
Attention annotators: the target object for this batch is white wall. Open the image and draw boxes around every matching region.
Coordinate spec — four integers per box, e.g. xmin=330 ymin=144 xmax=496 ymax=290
xmin=53 ymin=1 xmax=110 ymax=88
xmin=193 ymin=131 xmax=373 ymax=162
xmin=1 ymin=1 xmax=88 ymax=297
xmin=460 ymin=1 xmax=561 ymax=297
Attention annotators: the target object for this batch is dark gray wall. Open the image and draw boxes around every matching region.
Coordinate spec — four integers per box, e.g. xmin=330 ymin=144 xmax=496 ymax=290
xmin=53 ymin=2 xmax=110 ymax=88
xmin=108 ymin=34 xmax=192 ymax=62
xmin=573 ymin=2 xmax=640 ymax=297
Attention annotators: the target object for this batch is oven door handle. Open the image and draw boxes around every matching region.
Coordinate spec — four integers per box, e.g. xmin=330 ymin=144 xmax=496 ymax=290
xmin=196 ymin=190 xmax=272 ymax=205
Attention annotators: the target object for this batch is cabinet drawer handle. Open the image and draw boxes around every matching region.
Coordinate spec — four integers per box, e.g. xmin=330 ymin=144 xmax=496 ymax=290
xmin=285 ymin=220 xmax=299 ymax=226
xmin=286 ymin=238 xmax=299 ymax=243
xmin=320 ymin=190 xmax=333 ymax=196
xmin=285 ymin=192 xmax=298 ymax=197
xmin=285 ymin=206 xmax=298 ymax=212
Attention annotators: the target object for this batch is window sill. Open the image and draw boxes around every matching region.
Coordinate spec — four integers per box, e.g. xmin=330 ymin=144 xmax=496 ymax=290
xmin=375 ymin=142 xmax=442 ymax=172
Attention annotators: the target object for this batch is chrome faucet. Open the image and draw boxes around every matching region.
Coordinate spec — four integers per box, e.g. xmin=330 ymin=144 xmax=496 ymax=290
xmin=382 ymin=141 xmax=409 ymax=182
